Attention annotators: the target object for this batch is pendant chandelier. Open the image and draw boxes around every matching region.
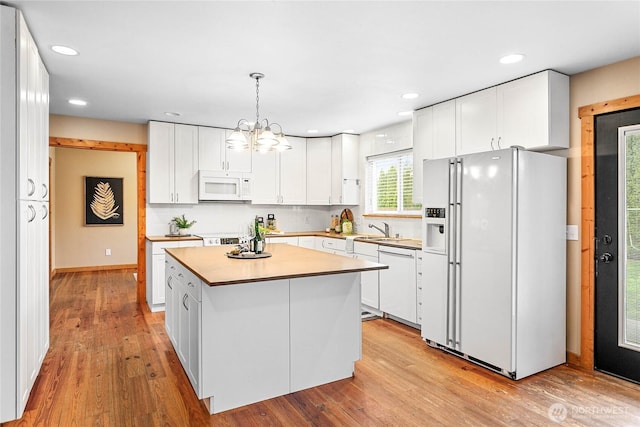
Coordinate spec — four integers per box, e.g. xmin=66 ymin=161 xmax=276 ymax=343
xmin=225 ymin=72 xmax=291 ymax=152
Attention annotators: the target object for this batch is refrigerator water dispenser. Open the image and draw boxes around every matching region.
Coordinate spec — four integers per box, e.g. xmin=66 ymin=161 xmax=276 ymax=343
xmin=424 ymin=207 xmax=446 ymax=253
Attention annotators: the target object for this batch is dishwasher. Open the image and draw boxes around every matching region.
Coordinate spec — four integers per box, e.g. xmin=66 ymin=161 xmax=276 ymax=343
xmin=378 ymin=245 xmax=417 ymax=324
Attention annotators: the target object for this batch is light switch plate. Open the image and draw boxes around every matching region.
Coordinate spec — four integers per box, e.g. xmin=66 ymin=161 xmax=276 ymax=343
xmin=566 ymin=225 xmax=579 ymax=241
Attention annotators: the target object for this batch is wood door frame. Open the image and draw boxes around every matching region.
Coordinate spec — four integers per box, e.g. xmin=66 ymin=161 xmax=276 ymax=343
xmin=578 ymin=94 xmax=640 ymax=370
xmin=49 ymin=137 xmax=147 ymax=304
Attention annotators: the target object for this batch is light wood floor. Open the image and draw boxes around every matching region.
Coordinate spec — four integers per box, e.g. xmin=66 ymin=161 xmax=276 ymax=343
xmin=4 ymin=270 xmax=640 ymax=426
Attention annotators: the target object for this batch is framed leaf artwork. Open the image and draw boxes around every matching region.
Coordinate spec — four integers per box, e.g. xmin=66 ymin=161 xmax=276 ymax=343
xmin=85 ymin=176 xmax=124 ymax=226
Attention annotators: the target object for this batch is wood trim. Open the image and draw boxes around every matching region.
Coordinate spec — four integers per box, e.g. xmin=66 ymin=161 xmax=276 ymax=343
xmin=52 ymin=264 xmax=137 ymax=275
xmin=49 ymin=137 xmax=147 ymax=305
xmin=137 ymin=151 xmax=147 ymax=303
xmin=566 ymin=351 xmax=581 ymax=368
xmin=578 ymin=93 xmax=640 ymax=370
xmin=362 ymin=213 xmax=422 ymax=219
xmin=578 ymin=94 xmax=640 ymax=119
xmin=50 ymin=137 xmax=146 ymax=152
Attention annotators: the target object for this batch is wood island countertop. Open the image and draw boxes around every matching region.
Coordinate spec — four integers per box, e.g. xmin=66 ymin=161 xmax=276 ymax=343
xmin=165 ymin=244 xmax=388 ymax=286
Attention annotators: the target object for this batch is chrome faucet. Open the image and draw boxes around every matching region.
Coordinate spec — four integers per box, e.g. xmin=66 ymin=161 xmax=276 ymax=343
xmin=369 ymin=222 xmax=390 ymax=238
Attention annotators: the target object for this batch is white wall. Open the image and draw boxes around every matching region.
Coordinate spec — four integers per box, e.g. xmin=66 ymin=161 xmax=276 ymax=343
xmin=146 ymin=203 xmax=332 ymax=236
xmin=355 ymin=120 xmax=422 ymax=239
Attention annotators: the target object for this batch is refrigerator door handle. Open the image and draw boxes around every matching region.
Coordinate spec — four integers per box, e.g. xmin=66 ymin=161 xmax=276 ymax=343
xmin=446 ymin=159 xmax=458 ymax=347
xmin=454 ymin=159 xmax=463 ymax=349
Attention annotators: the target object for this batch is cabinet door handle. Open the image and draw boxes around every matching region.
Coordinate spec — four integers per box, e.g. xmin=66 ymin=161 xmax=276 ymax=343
xmin=27 ymin=178 xmax=36 ymax=197
xmin=187 ymin=281 xmax=193 ymax=288
xmin=41 ymin=205 xmax=48 ymax=220
xmin=490 ymin=137 xmax=495 ymax=150
xmin=42 ymin=183 xmax=48 ymax=198
xmin=182 ymin=294 xmax=189 ymax=310
xmin=27 ymin=205 xmax=37 ymax=222
xmin=167 ymin=276 xmax=173 ymax=290
xmin=178 ymin=272 xmax=184 ymax=278
xmin=379 ymin=249 xmax=414 ymax=259
xmin=497 ymin=136 xmax=502 ymax=149
xmin=170 ymin=193 xmax=174 ymax=202
xmin=226 ymin=161 xmax=229 ymax=170
xmin=176 ymin=193 xmax=179 ymax=203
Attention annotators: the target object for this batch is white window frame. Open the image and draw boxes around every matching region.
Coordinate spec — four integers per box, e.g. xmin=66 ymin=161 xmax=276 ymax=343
xmin=365 ymin=149 xmax=421 ymax=215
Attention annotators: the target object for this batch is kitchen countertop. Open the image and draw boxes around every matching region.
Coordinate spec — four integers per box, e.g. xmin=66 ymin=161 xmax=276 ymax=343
xmin=165 ymin=244 xmax=388 ymax=286
xmin=146 ymin=231 xmax=422 ymax=250
xmin=269 ymin=231 xmax=422 ymax=250
xmin=146 ymin=235 xmax=203 ymax=243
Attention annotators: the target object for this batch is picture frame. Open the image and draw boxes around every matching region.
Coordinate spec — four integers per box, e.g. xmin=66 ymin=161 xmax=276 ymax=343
xmin=84 ymin=176 xmax=124 ymax=226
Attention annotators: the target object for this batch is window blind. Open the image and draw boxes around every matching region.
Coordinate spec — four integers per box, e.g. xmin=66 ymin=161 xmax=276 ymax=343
xmin=366 ymin=150 xmax=421 ymax=214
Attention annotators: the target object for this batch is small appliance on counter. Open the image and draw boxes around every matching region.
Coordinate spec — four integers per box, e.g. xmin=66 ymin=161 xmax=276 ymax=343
xmin=340 ymin=209 xmax=354 ymax=234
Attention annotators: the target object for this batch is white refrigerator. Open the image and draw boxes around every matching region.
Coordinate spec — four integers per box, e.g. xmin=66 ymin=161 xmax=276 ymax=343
xmin=421 ymin=148 xmax=566 ymax=380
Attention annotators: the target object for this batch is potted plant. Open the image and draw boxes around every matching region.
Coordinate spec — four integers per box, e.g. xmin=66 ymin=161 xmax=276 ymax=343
xmin=171 ymin=214 xmax=196 ymax=235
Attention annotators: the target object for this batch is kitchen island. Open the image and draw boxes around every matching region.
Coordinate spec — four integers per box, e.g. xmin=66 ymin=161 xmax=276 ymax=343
xmin=164 ymin=244 xmax=387 ymax=414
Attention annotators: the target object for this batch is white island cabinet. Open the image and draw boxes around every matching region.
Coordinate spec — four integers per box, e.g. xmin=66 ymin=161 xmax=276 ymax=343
xmin=165 ymin=244 xmax=386 ymax=414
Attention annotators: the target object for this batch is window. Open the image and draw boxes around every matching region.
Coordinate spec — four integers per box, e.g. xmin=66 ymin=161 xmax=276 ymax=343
xmin=366 ymin=150 xmax=422 ymax=214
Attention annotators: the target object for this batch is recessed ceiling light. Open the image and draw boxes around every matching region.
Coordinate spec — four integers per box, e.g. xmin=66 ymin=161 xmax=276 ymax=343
xmin=499 ymin=53 xmax=525 ymax=64
xmin=398 ymin=111 xmax=413 ymax=116
xmin=68 ymin=99 xmax=87 ymax=106
xmin=307 ymin=129 xmax=318 ymax=134
xmin=164 ymin=112 xmax=181 ymax=117
xmin=402 ymin=93 xmax=419 ymax=99
xmin=375 ymin=133 xmax=386 ymax=138
xmin=51 ymin=45 xmax=78 ymax=56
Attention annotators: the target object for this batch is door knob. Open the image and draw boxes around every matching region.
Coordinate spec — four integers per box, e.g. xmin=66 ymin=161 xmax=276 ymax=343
xmin=602 ymin=235 xmax=613 ymax=245
xmin=600 ymin=252 xmax=614 ymax=263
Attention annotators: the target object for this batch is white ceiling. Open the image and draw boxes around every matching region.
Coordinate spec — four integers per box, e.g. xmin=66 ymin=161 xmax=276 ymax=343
xmin=6 ymin=1 xmax=640 ymax=137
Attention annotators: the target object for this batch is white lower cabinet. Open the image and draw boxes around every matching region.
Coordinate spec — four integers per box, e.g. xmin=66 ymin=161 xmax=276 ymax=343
xmin=297 ymin=236 xmax=316 ymax=249
xmin=379 ymin=245 xmax=417 ymax=324
xmin=315 ymin=236 xmax=347 ymax=255
xmin=146 ymin=239 xmax=203 ymax=312
xmin=266 ymin=236 xmax=299 ymax=246
xmin=354 ymin=242 xmax=379 ymax=309
xmin=416 ymin=251 xmax=423 ymax=326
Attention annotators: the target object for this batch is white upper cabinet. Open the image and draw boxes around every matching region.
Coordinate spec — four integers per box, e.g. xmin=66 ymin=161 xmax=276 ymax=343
xmin=456 ymin=70 xmax=569 ymax=156
xmin=456 ymin=87 xmax=499 ymax=155
xmin=147 ymin=121 xmax=199 ymax=204
xmin=497 ymin=70 xmax=569 ymax=151
xmin=17 ymin=12 xmax=49 ymax=202
xmin=330 ymin=134 xmax=359 ymax=205
xmin=251 ymin=136 xmax=307 ymax=205
xmin=412 ymin=100 xmax=455 ymax=203
xmin=198 ymin=126 xmax=251 ymax=173
xmin=306 ymin=137 xmax=332 ymax=205
xmin=279 ymin=136 xmax=307 ymax=205
xmin=250 ymin=149 xmax=279 ymax=204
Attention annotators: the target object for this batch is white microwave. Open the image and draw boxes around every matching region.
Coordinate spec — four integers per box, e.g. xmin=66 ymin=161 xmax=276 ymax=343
xmin=198 ymin=171 xmax=251 ymax=201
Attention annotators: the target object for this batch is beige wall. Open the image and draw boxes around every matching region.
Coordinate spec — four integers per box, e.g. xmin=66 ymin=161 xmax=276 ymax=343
xmin=566 ymin=56 xmax=640 ymax=354
xmin=52 ymin=148 xmax=137 ymax=268
xmin=50 ymin=114 xmax=147 ymax=144
xmin=49 ymin=115 xmax=146 ymax=269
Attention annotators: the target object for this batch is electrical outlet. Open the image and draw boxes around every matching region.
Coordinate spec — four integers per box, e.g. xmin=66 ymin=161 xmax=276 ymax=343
xmin=105 ymin=248 xmax=111 ymax=256
xmin=566 ymin=225 xmax=579 ymax=241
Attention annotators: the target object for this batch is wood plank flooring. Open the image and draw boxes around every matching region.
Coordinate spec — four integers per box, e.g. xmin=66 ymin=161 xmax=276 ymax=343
xmin=4 ymin=269 xmax=640 ymax=426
